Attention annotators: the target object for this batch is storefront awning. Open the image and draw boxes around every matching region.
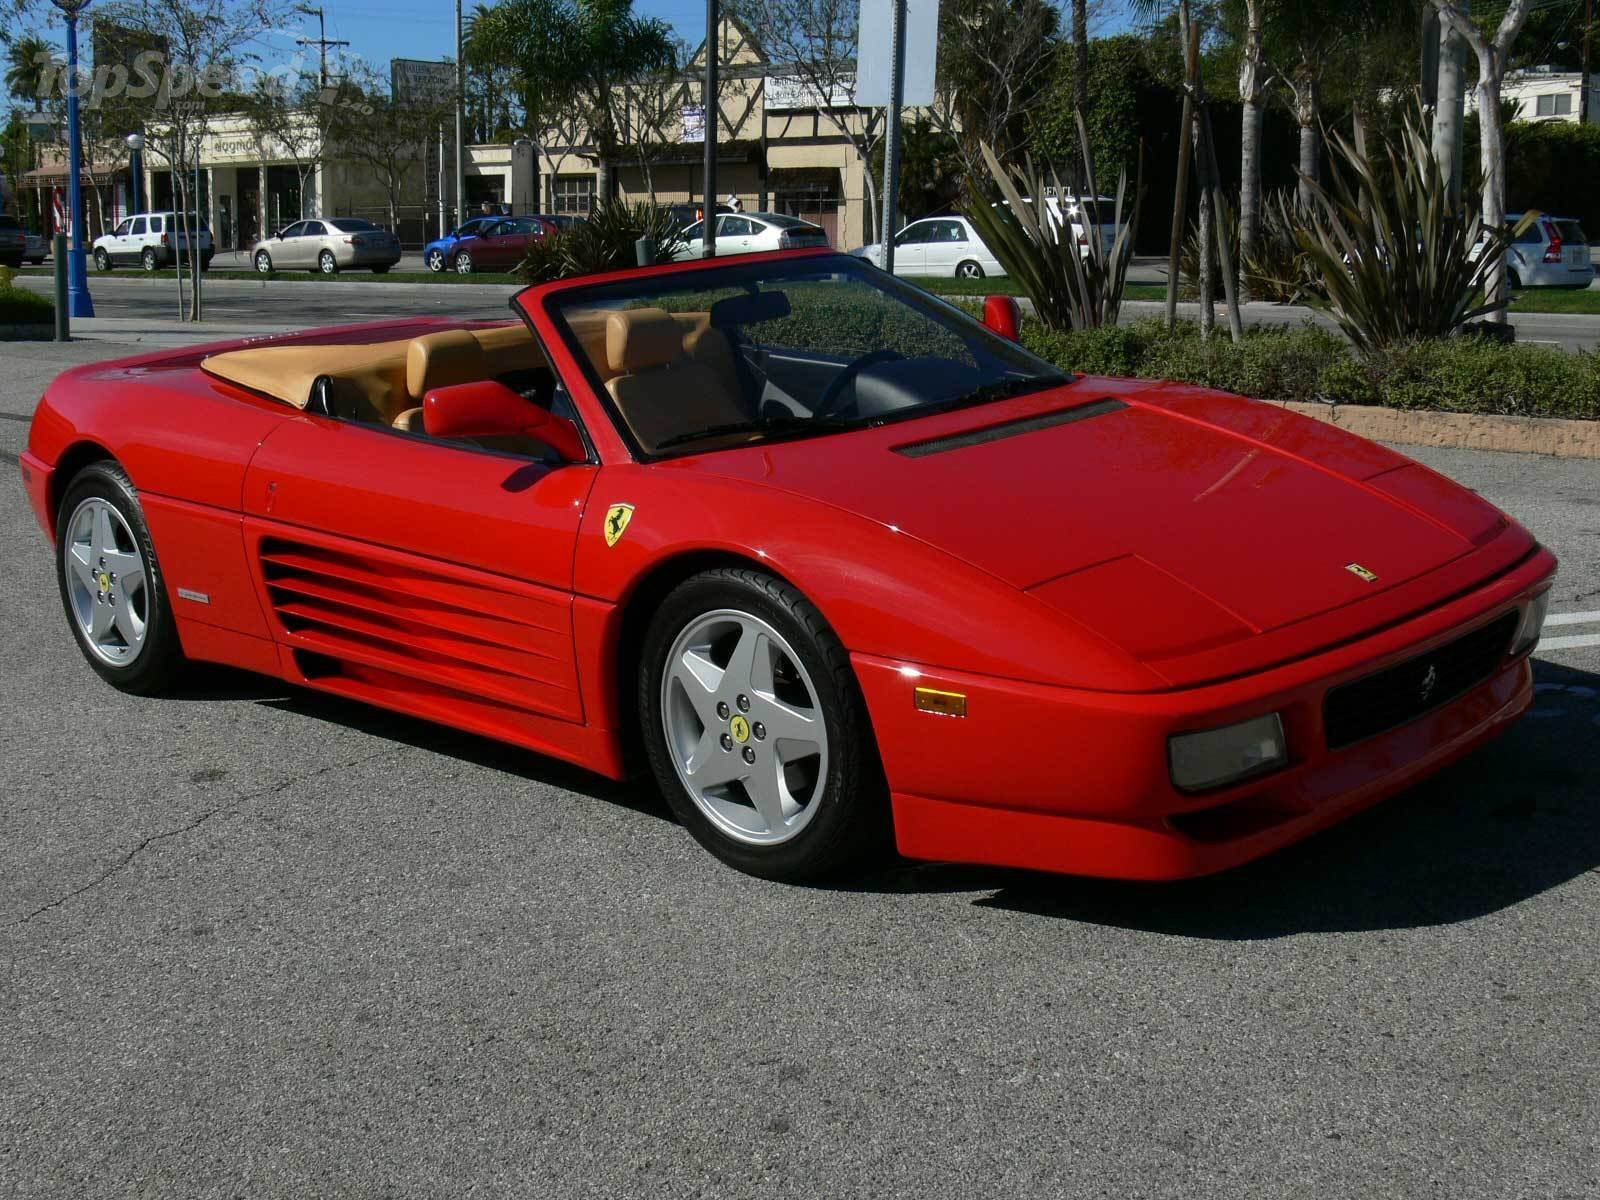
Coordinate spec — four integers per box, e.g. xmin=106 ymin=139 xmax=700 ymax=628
xmin=23 ymin=162 xmax=129 ymax=187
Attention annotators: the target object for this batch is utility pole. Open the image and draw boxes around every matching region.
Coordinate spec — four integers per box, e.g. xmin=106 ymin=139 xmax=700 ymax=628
xmin=455 ymin=0 xmax=467 ymax=230
xmin=703 ymin=0 xmax=719 ymax=257
xmin=295 ymin=5 xmax=349 ymax=89
xmin=878 ymin=0 xmax=905 ymax=273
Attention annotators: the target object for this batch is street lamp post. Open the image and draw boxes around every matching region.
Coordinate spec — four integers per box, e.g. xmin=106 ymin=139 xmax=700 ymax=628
xmin=56 ymin=0 xmax=94 ymax=317
xmin=125 ymin=132 xmax=144 ymax=216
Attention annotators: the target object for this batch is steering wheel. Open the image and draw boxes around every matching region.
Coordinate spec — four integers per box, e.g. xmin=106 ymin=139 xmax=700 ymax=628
xmin=813 ymin=349 xmax=905 ymax=419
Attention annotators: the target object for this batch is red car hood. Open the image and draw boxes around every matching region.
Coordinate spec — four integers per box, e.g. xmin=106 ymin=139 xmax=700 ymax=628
xmin=679 ymin=378 xmax=1512 ymax=669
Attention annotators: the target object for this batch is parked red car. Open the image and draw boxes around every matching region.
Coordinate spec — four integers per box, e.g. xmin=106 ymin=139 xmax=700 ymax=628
xmin=20 ymin=249 xmax=1556 ymax=883
xmin=451 ymin=215 xmax=556 ymax=274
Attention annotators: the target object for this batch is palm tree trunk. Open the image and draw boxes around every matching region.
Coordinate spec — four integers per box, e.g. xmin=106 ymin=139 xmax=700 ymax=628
xmin=1072 ymin=0 xmax=1089 ymax=118
xmin=1237 ymin=0 xmax=1265 ymax=297
xmin=1431 ymin=19 xmax=1465 ymax=210
xmin=1294 ymin=70 xmax=1321 ymax=207
xmin=1477 ymin=70 xmax=1509 ymax=322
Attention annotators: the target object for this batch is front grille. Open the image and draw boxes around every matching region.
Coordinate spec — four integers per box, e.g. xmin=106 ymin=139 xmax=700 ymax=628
xmin=1323 ymin=612 xmax=1519 ymax=750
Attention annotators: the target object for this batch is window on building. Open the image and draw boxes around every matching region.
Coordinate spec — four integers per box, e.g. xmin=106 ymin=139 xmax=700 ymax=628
xmin=552 ymin=175 xmax=595 ymax=216
xmin=1536 ymin=93 xmax=1572 ymax=116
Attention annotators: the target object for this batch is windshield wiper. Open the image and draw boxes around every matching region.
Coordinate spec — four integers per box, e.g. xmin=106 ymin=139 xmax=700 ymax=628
xmin=654 ymin=414 xmax=859 ymax=452
xmin=934 ymin=375 xmax=1071 ymax=414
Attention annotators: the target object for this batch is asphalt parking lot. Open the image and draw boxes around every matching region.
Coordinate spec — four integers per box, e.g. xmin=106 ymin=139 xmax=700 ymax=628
xmin=2 ymin=337 xmax=1597 ymax=1198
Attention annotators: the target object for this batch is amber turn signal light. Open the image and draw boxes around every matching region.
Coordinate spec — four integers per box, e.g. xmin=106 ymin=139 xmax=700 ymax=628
xmin=914 ymin=687 xmax=968 ymax=718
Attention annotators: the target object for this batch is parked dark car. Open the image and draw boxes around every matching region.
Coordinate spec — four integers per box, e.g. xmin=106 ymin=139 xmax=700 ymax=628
xmin=450 ymin=215 xmax=557 ymax=274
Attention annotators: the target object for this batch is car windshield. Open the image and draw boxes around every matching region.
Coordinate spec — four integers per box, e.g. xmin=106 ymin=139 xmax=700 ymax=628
xmin=545 ymin=255 xmax=1068 ymax=458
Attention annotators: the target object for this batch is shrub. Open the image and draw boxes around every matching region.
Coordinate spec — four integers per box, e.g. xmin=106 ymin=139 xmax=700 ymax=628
xmin=515 ymin=202 xmax=688 ymax=283
xmin=1018 ymin=317 xmax=1599 ymax=420
xmin=0 ymin=269 xmax=52 ymax=325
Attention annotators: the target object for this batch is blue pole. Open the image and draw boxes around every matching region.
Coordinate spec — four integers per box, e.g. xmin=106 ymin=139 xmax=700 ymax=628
xmin=64 ymin=8 xmax=95 ymax=318
xmin=131 ymin=149 xmax=141 ymax=214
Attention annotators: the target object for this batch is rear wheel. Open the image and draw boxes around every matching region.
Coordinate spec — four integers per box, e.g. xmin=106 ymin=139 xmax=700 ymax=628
xmin=141 ymin=247 xmax=158 ymax=272
xmin=956 ymin=260 xmax=984 ymax=279
xmin=1508 ymin=269 xmax=1522 ymax=290
xmin=371 ymin=264 xmax=390 ymax=275
xmin=640 ymin=568 xmax=886 ymax=881
xmin=55 ymin=461 xmax=184 ymax=695
xmin=318 ymin=249 xmax=338 ymax=274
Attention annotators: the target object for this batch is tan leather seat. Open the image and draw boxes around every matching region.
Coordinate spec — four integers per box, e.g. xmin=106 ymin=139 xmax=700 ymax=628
xmin=604 ymin=308 xmax=748 ymax=452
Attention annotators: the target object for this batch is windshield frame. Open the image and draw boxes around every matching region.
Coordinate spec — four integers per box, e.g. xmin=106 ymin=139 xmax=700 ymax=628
xmin=533 ymin=251 xmax=1068 ymax=463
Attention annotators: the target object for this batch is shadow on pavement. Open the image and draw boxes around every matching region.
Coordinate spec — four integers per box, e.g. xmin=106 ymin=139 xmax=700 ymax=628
xmin=846 ymin=658 xmax=1600 ymax=938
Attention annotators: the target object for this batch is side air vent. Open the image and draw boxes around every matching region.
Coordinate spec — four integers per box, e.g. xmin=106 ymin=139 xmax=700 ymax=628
xmin=894 ymin=398 xmax=1127 ymax=458
xmin=258 ymin=537 xmax=581 ymax=721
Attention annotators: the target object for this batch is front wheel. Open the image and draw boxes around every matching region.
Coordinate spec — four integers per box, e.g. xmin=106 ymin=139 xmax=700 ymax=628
xmin=255 ymin=250 xmax=273 ymax=273
xmin=93 ymin=248 xmax=111 ymax=271
xmin=640 ymin=568 xmax=886 ymax=881
xmin=425 ymin=248 xmax=446 ymax=272
xmin=318 ymin=250 xmax=338 ymax=275
xmin=956 ymin=260 xmax=985 ymax=279
xmin=55 ymin=461 xmax=184 ymax=695
xmin=454 ymin=250 xmax=474 ymax=275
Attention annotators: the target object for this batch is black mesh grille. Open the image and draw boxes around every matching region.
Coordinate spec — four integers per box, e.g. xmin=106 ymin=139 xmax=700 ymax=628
xmin=1323 ymin=612 xmax=1519 ymax=750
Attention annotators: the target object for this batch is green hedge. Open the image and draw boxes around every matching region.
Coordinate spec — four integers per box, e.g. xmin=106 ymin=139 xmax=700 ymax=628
xmin=1020 ymin=319 xmax=1600 ymax=420
xmin=0 ymin=285 xmax=52 ymax=325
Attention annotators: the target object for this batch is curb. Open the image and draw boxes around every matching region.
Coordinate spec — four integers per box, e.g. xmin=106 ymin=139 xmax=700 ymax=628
xmin=1273 ymin=400 xmax=1600 ymax=459
xmin=0 ymin=323 xmax=54 ymax=341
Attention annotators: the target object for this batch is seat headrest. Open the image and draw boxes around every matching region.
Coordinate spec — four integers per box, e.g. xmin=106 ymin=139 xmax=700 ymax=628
xmin=607 ymin=308 xmax=684 ymax=374
xmin=407 ymin=329 xmax=484 ymax=399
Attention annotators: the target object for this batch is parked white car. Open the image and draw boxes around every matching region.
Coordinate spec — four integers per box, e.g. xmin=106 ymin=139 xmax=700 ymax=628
xmin=92 ymin=212 xmax=214 ymax=272
xmin=849 ymin=215 xmax=1006 ymax=279
xmin=1469 ymin=212 xmax=1595 ymax=289
xmin=672 ymin=212 xmax=830 ymax=260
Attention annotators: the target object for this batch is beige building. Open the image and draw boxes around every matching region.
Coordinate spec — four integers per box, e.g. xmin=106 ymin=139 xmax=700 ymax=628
xmin=1465 ymin=67 xmax=1600 ymax=125
xmin=535 ymin=16 xmax=884 ymax=249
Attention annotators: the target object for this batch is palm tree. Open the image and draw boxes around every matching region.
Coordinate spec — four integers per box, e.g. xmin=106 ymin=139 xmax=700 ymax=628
xmin=465 ymin=0 xmax=676 ymax=201
xmin=6 ymin=37 xmax=56 ymax=105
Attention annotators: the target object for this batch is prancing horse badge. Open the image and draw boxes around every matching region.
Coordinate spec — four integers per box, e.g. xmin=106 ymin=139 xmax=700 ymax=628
xmin=604 ymin=503 xmax=635 ymax=547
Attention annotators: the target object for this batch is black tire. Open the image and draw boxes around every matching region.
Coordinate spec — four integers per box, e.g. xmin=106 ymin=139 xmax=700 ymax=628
xmin=55 ymin=460 xmax=185 ymax=695
xmin=318 ymin=250 xmax=339 ymax=274
xmin=1508 ymin=270 xmax=1522 ymax=290
xmin=93 ymin=248 xmax=111 ymax=271
xmin=141 ymin=247 xmax=159 ymax=272
xmin=255 ymin=250 xmax=273 ymax=274
xmin=639 ymin=567 xmax=887 ymax=882
xmin=371 ymin=264 xmax=391 ymax=275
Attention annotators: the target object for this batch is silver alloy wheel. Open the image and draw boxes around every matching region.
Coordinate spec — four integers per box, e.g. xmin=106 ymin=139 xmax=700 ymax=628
xmin=255 ymin=251 xmax=272 ymax=273
xmin=455 ymin=251 xmax=473 ymax=274
xmin=319 ymin=250 xmax=337 ymax=273
xmin=63 ymin=497 xmax=149 ymax=667
xmin=957 ymin=260 xmax=983 ymax=279
xmin=142 ymin=248 xmax=158 ymax=271
xmin=426 ymin=249 xmax=445 ymax=271
xmin=661 ymin=608 xmax=829 ymax=846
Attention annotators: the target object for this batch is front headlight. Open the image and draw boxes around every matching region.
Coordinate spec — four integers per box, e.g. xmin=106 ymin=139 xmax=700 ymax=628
xmin=1169 ymin=713 xmax=1288 ymax=792
xmin=1510 ymin=590 xmax=1550 ymax=658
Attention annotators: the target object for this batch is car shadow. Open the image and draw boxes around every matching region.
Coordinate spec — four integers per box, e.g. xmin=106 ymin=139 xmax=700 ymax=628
xmin=841 ymin=658 xmax=1600 ymax=938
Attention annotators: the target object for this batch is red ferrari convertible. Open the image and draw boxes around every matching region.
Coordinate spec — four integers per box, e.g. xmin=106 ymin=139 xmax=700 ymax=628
xmin=20 ymin=249 xmax=1556 ymax=882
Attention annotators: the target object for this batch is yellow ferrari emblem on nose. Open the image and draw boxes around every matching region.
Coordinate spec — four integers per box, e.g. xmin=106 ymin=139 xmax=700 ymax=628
xmin=1345 ymin=562 xmax=1379 ymax=584
xmin=603 ymin=503 xmax=634 ymax=547
xmin=730 ymin=715 xmax=751 ymax=743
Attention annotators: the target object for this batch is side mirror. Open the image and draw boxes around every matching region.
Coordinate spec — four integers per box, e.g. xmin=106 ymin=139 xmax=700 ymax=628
xmin=982 ymin=295 xmax=1022 ymax=342
xmin=423 ymin=380 xmax=585 ymax=462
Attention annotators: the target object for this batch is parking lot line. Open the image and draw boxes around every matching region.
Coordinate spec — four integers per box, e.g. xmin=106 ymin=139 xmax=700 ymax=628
xmin=1543 ymin=610 xmax=1600 ymax=627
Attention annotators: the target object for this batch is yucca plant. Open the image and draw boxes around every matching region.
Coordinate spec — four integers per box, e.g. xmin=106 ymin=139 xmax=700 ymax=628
xmin=1296 ymin=107 xmax=1535 ymax=354
xmin=515 ymin=201 xmax=688 ymax=283
xmin=1242 ymin=191 xmax=1324 ymax=304
xmin=962 ymin=114 xmax=1142 ymax=332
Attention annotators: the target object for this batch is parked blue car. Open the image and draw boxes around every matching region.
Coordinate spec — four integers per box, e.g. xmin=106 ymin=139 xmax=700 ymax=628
xmin=423 ymin=216 xmax=502 ymax=273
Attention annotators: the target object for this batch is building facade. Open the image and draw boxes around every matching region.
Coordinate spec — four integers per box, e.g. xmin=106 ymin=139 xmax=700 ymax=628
xmin=1465 ymin=68 xmax=1600 ymax=125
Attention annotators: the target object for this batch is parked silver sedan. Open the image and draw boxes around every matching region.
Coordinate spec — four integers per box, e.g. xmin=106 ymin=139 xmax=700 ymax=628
xmin=251 ymin=216 xmax=402 ymax=275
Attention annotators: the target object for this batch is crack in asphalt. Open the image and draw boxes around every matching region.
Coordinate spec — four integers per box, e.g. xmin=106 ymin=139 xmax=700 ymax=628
xmin=3 ymin=748 xmax=399 ymax=930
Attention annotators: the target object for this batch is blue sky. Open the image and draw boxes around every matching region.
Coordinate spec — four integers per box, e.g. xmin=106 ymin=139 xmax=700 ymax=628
xmin=31 ymin=0 xmax=1136 ymax=79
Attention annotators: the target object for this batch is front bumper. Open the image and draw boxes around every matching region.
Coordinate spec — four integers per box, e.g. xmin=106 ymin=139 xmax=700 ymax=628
xmin=857 ymin=546 xmax=1556 ymax=880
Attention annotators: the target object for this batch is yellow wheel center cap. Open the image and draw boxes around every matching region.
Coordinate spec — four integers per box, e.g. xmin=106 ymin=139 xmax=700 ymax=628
xmin=729 ymin=715 xmax=751 ymax=744
xmin=97 ymin=571 xmax=111 ymax=592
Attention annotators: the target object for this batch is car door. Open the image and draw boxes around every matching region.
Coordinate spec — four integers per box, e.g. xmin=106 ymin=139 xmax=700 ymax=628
xmin=921 ymin=219 xmax=966 ymax=275
xmin=891 ymin=220 xmax=932 ymax=274
xmin=717 ymin=215 xmax=756 ymax=253
xmin=241 ymin=384 xmax=599 ymax=731
xmin=122 ymin=216 xmax=146 ymax=263
xmin=482 ymin=218 xmax=536 ymax=270
xmin=299 ymin=220 xmax=329 ymax=266
xmin=106 ymin=218 xmax=134 ymax=261
xmin=271 ymin=220 xmax=306 ymax=266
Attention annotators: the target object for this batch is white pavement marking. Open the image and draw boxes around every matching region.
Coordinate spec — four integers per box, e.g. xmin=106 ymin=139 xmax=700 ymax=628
xmin=1544 ymin=610 xmax=1600 ymax=627
xmin=1539 ymin=633 xmax=1600 ymax=651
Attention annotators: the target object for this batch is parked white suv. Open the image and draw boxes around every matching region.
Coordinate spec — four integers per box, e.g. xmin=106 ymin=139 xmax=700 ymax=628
xmin=92 ymin=212 xmax=214 ymax=272
xmin=1470 ymin=213 xmax=1595 ymax=289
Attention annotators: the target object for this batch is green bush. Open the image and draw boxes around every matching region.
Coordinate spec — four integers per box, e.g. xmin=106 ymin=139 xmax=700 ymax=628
xmin=515 ymin=202 xmax=689 ymax=283
xmin=1019 ymin=318 xmax=1599 ymax=420
xmin=0 ymin=269 xmax=52 ymax=324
